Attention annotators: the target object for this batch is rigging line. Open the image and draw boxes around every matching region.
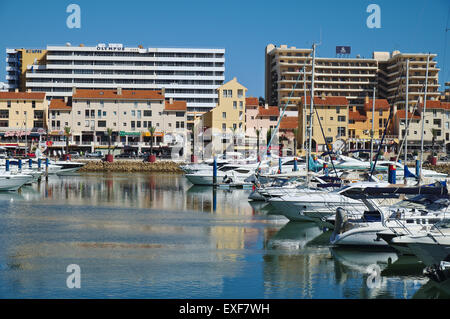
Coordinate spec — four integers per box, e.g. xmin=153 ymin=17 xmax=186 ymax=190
xmin=313 ymin=102 xmax=338 ymax=177
xmin=370 ymin=62 xmax=406 ymax=178
xmin=443 ymin=6 xmax=450 ymax=83
xmin=255 ymin=66 xmax=306 ymax=172
xmin=395 ymin=82 xmax=426 ymax=163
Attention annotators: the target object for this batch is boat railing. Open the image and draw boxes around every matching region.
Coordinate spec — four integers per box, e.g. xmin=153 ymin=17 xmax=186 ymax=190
xmin=387 ymin=218 xmax=415 ymax=236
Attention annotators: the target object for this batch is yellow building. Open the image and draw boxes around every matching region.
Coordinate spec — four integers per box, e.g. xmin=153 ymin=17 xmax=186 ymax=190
xmin=297 ymin=96 xmax=349 ymax=153
xmin=201 ymin=78 xmax=247 ymax=153
xmin=6 ymin=49 xmax=47 ymax=91
xmin=0 ymin=91 xmax=47 ymax=130
xmin=202 ymin=77 xmax=247 ymax=132
xmin=0 ymin=91 xmax=47 ymax=146
xmin=348 ymin=97 xmax=394 ymax=150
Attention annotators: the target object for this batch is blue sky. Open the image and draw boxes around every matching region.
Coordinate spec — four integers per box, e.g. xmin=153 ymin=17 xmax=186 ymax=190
xmin=0 ymin=0 xmax=449 ymax=97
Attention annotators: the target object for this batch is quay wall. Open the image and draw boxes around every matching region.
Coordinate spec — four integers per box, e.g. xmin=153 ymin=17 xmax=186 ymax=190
xmin=78 ymin=160 xmax=184 ymax=173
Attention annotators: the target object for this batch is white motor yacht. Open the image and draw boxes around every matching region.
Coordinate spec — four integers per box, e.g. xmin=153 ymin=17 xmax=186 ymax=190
xmin=268 ymin=181 xmax=390 ymax=223
xmin=330 ymin=187 xmax=449 ymax=248
xmin=0 ymin=171 xmax=34 ymax=191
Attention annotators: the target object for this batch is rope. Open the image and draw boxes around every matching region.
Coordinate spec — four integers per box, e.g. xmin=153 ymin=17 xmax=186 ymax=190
xmin=256 ymin=66 xmax=306 ymax=172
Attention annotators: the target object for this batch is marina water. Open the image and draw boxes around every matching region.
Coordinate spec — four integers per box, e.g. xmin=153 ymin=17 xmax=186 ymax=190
xmin=0 ymin=172 xmax=446 ymax=298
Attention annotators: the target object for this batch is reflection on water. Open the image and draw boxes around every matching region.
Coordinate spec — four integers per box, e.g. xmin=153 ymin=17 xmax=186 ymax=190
xmin=0 ymin=172 xmax=445 ymax=298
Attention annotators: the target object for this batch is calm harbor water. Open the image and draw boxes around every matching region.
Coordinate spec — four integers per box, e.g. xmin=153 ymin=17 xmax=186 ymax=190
xmin=0 ymin=172 xmax=448 ymax=299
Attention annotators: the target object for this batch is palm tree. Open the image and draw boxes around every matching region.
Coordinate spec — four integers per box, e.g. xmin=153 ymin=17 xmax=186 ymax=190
xmin=64 ymin=126 xmax=71 ymax=157
xmin=292 ymin=128 xmax=298 ymax=156
xmin=106 ymin=128 xmax=113 ymax=155
xmin=230 ymin=126 xmax=237 ymax=153
xmin=148 ymin=126 xmax=156 ymax=156
xmin=255 ymin=128 xmax=260 ymax=160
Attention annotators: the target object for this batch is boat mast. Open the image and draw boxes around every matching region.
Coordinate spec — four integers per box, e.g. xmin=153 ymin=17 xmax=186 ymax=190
xmin=419 ymin=54 xmax=430 ymax=183
xmin=303 ymin=67 xmax=307 ymax=159
xmin=307 ymin=43 xmax=316 ymax=175
xmin=404 ymin=59 xmax=410 ymax=184
xmin=370 ymin=87 xmax=375 ymax=169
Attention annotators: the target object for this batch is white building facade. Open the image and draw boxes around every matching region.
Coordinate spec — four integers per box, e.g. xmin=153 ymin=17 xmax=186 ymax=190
xmin=11 ymin=43 xmax=225 ymax=125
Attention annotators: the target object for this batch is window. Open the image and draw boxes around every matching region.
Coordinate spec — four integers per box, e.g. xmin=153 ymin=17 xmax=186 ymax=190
xmin=100 ymin=101 xmax=104 ymax=107
xmin=137 ymin=121 xmax=141 ymax=128
xmin=98 ymin=120 xmax=106 ymax=127
xmin=98 ymin=110 xmax=102 ymax=117
xmin=137 ymin=110 xmax=142 ymax=119
xmin=7 ymin=101 xmax=11 ymax=108
xmin=338 ymin=116 xmax=346 ymax=122
xmin=131 ymin=121 xmax=135 ymax=128
xmin=222 ymin=112 xmax=226 ymax=119
xmin=87 ymin=101 xmax=90 ymax=107
xmin=228 ymin=90 xmax=232 ymax=98
xmin=233 ymin=101 xmax=237 ymax=109
xmin=337 ymin=127 xmax=346 ymax=137
xmin=336 ymin=107 xmax=340 ymax=114
xmin=239 ymin=101 xmax=243 ymax=109
xmin=379 ymin=110 xmax=383 ymax=116
xmin=0 ymin=110 xmax=9 ymax=118
xmin=85 ymin=120 xmax=89 ymax=127
xmin=91 ymin=110 xmax=95 ymax=117
xmin=237 ymin=89 xmax=243 ymax=98
xmin=103 ymin=111 xmax=107 ymax=116
xmin=144 ymin=110 xmax=152 ymax=117
xmin=222 ymin=123 xmax=226 ymax=131
xmin=176 ymin=112 xmax=184 ymax=117
xmin=131 ymin=110 xmax=136 ymax=117
xmin=123 ymin=122 xmax=127 ymax=127
xmin=32 ymin=101 xmax=36 ymax=108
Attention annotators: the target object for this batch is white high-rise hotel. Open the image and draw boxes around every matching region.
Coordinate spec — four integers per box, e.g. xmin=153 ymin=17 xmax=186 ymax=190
xmin=7 ymin=43 xmax=225 ymax=125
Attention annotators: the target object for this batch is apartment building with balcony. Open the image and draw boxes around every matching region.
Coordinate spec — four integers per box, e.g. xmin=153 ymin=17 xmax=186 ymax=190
xmin=6 ymin=43 xmax=224 ymax=126
xmin=265 ymin=44 xmax=378 ymax=112
xmin=376 ymin=51 xmax=441 ymax=109
xmin=266 ymin=45 xmax=442 ymax=117
xmin=47 ymin=88 xmax=187 ymax=153
xmin=0 ymin=91 xmax=47 ymax=144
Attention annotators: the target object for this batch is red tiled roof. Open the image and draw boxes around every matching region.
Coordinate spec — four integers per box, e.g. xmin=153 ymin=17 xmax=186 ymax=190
xmin=164 ymin=100 xmax=187 ymax=111
xmin=419 ymin=100 xmax=449 ymax=109
xmin=245 ymin=97 xmax=259 ymax=107
xmin=49 ymin=99 xmax=71 ymax=110
xmin=364 ymin=99 xmax=390 ymax=111
xmin=396 ymin=110 xmax=420 ymax=120
xmin=0 ymin=92 xmax=46 ymax=100
xmin=73 ymin=89 xmax=163 ymax=100
xmin=257 ymin=106 xmax=279 ymax=117
xmin=349 ymin=111 xmax=367 ymax=121
xmin=280 ymin=116 xmax=298 ymax=130
xmin=301 ymin=96 xmax=348 ymax=106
